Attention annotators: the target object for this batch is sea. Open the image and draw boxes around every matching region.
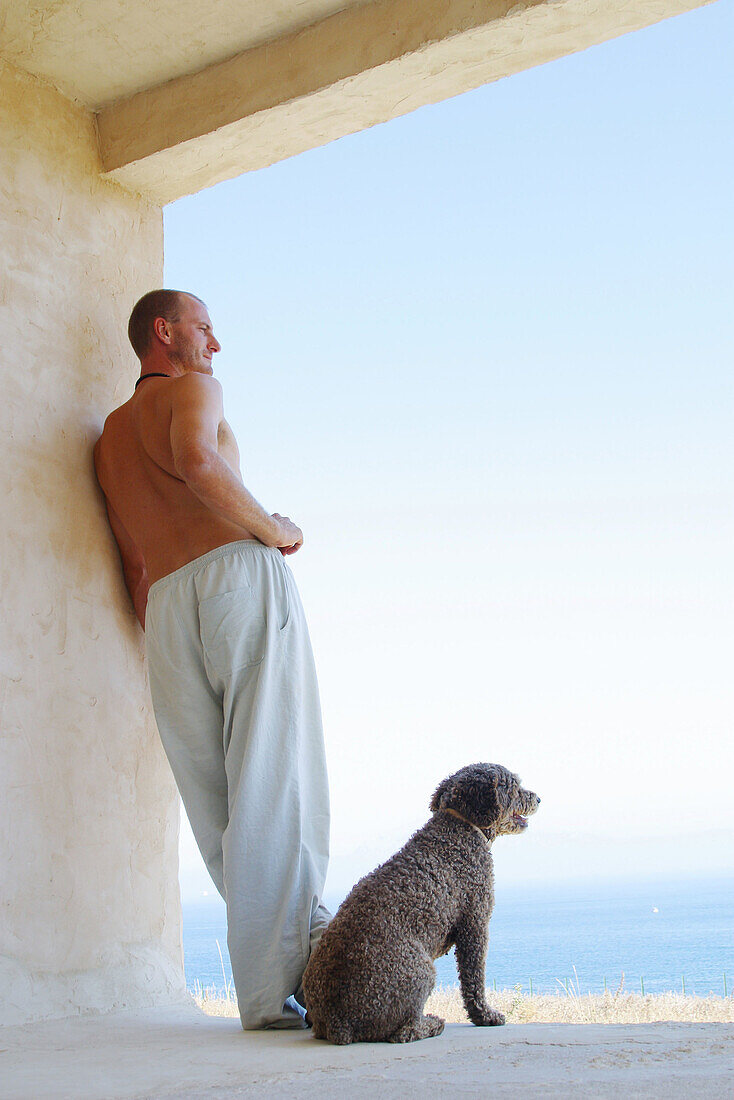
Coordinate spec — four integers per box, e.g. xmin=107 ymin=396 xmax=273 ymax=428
xmin=182 ymin=873 xmax=733 ymax=999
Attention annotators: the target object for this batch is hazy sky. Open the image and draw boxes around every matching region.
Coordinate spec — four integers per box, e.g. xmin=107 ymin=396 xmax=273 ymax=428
xmin=164 ymin=2 xmax=733 ymax=901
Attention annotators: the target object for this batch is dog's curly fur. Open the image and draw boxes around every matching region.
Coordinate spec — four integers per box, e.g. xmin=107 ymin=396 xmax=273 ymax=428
xmin=302 ymin=762 xmax=540 ymax=1044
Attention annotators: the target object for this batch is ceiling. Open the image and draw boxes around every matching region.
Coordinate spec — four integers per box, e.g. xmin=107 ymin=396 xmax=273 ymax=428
xmin=0 ymin=0 xmax=353 ymax=108
xmin=2 ymin=0 xmax=713 ymax=205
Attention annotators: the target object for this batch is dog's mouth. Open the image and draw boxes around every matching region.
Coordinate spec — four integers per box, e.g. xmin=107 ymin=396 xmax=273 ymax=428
xmin=511 ymin=813 xmax=528 ymax=829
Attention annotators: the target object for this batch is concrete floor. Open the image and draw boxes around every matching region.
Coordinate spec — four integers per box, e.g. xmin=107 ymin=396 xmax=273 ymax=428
xmin=2 ymin=1003 xmax=733 ymax=1099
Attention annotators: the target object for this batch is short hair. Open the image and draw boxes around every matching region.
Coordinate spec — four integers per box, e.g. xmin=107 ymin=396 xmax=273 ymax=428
xmin=127 ymin=289 xmax=203 ymax=358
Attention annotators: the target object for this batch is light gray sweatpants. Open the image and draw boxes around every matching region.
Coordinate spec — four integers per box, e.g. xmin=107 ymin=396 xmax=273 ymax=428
xmin=145 ymin=540 xmax=331 ymax=1030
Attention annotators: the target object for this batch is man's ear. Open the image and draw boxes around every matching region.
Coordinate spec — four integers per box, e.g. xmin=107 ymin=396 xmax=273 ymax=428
xmin=153 ymin=316 xmax=172 ymax=345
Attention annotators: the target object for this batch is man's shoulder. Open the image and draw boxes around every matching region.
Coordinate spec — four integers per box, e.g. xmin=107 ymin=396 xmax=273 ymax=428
xmin=168 ymin=372 xmax=223 ymax=410
xmin=174 ymin=371 xmax=222 ymax=390
xmin=97 ymin=399 xmax=131 ymax=443
xmin=96 ymin=404 xmax=123 ymax=451
xmin=94 ymin=404 xmax=127 ymax=477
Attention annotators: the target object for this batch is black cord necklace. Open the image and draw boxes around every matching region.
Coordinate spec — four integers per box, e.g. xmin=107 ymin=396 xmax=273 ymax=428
xmin=134 ymin=372 xmax=172 ymax=389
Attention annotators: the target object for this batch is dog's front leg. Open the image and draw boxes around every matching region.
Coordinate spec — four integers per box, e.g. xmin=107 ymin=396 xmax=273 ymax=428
xmin=454 ymin=916 xmax=505 ymax=1026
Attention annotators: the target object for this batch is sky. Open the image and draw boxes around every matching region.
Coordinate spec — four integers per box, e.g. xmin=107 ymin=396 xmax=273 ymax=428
xmin=164 ymin=1 xmax=733 ymax=902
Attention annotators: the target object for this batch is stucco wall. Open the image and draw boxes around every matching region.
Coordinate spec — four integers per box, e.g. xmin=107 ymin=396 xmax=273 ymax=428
xmin=0 ymin=60 xmax=185 ymax=1024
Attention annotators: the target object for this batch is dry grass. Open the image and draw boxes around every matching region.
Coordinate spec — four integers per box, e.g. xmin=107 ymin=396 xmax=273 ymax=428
xmin=192 ymin=982 xmax=240 ymax=1019
xmin=191 ymin=981 xmax=734 ymax=1024
xmin=425 ymin=984 xmax=734 ymax=1024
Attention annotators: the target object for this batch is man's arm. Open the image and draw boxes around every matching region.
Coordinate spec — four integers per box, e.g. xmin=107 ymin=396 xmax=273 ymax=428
xmin=169 ymin=374 xmax=303 ymax=553
xmin=103 ymin=498 xmax=150 ymax=629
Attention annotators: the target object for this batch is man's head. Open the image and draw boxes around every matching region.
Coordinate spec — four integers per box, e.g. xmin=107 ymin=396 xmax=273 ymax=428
xmin=128 ymin=290 xmax=220 ymax=374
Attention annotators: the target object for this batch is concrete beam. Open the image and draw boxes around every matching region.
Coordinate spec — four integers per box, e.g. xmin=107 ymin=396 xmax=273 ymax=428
xmin=97 ymin=0 xmax=713 ymax=204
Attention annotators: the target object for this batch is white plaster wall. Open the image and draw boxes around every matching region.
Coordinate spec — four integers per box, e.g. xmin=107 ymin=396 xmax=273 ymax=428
xmin=0 ymin=60 xmax=185 ymax=1025
xmin=1 ymin=0 xmax=351 ymax=108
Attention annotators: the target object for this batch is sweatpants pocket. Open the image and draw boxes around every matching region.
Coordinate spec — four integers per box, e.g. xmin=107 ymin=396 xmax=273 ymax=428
xmin=198 ymin=587 xmax=267 ymax=674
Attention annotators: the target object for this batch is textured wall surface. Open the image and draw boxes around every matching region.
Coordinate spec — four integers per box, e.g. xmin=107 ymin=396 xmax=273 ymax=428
xmin=97 ymin=0 xmax=713 ymax=203
xmin=0 ymin=59 xmax=185 ymax=1025
xmin=0 ymin=0 xmax=350 ymax=108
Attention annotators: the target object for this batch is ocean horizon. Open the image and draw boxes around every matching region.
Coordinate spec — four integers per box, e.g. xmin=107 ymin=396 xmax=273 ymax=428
xmin=181 ymin=872 xmax=733 ymax=999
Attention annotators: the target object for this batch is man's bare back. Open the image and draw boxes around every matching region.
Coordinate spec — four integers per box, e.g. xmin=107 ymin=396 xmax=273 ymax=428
xmin=95 ymin=293 xmax=302 ymax=628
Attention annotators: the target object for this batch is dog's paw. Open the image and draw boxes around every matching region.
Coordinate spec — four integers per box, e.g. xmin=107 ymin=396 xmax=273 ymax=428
xmin=472 ymin=1008 xmax=505 ymax=1027
xmin=387 ymin=1014 xmax=445 ymax=1042
xmin=425 ymin=1013 xmax=445 ymax=1037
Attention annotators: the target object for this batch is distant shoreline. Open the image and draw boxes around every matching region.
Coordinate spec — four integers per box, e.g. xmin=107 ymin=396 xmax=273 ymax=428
xmin=182 ymin=874 xmax=734 ymax=999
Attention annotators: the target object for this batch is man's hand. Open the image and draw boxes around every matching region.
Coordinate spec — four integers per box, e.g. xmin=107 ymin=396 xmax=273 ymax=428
xmin=272 ymin=513 xmax=303 ymax=555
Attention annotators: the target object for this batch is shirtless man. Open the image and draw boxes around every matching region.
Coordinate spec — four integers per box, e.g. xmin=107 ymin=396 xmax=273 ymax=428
xmin=94 ymin=290 xmax=330 ymax=1030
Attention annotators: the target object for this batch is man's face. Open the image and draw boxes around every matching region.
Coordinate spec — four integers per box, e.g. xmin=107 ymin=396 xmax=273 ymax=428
xmin=167 ymin=296 xmax=221 ymax=374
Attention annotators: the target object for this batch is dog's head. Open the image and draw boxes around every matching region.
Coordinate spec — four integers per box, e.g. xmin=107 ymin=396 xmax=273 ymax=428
xmin=430 ymin=763 xmax=540 ymax=839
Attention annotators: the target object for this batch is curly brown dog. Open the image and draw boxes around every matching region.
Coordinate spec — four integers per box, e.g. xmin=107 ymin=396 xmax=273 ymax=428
xmin=302 ymin=762 xmax=540 ymax=1044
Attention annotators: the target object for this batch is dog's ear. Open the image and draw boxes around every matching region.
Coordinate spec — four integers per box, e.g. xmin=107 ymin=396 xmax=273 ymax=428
xmin=433 ymin=764 xmax=503 ymax=826
xmin=458 ymin=770 xmax=500 ymax=826
xmin=429 ymin=776 xmax=453 ymax=812
xmin=462 ymin=770 xmax=501 ymax=827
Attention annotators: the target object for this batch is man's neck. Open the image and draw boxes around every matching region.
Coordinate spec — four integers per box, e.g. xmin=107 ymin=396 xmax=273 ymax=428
xmin=134 ymin=372 xmax=173 ymax=389
xmin=138 ymin=352 xmax=179 ymax=378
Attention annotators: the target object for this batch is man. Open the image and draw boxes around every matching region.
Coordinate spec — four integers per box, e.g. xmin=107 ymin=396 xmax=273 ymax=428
xmin=94 ymin=289 xmax=330 ymax=1030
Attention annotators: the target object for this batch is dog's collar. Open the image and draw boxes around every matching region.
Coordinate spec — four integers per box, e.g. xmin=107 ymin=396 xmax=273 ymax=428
xmin=440 ymin=807 xmax=492 ymax=844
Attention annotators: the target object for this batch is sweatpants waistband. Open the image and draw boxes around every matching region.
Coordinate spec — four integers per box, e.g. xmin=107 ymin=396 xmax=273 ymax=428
xmin=148 ymin=540 xmax=279 ymax=600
